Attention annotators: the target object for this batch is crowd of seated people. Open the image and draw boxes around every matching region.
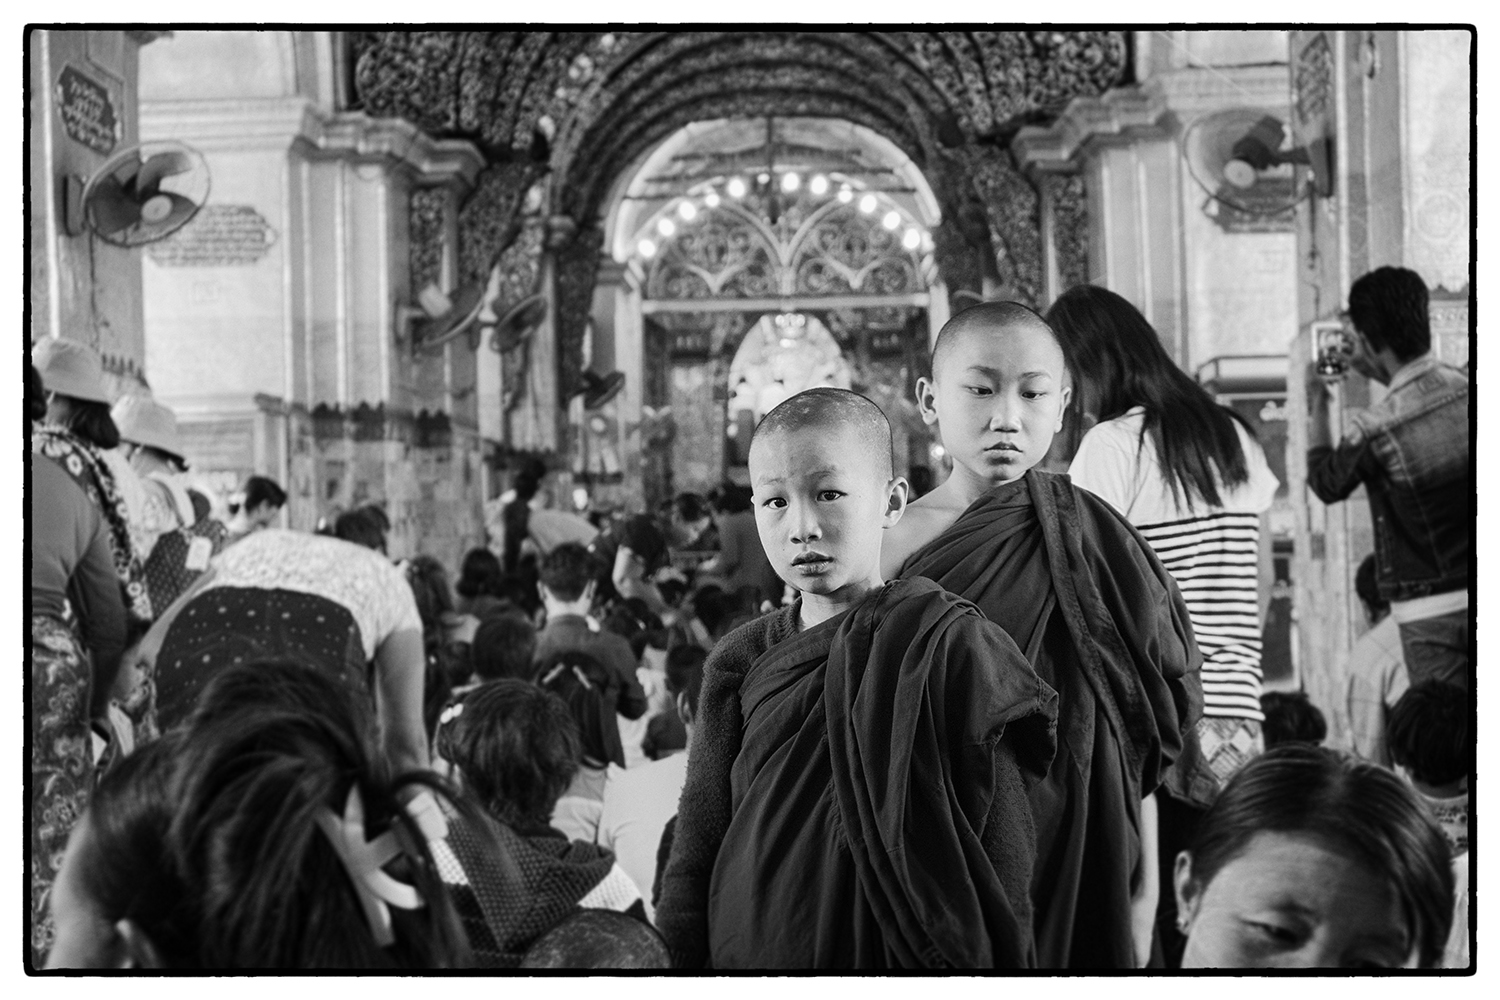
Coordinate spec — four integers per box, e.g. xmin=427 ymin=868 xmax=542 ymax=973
xmin=29 ymin=284 xmax=1470 ymax=972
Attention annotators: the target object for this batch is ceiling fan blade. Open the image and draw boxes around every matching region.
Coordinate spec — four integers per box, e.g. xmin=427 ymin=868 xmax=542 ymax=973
xmin=88 ymin=179 xmax=144 ymax=236
xmin=136 ymin=151 xmax=195 ymax=195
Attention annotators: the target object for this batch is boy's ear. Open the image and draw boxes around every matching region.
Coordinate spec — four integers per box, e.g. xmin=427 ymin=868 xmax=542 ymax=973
xmin=1056 ymin=383 xmax=1073 ymax=433
xmin=914 ymin=377 xmax=940 ymax=426
xmin=883 ymin=476 xmax=910 ymax=527
xmin=676 ymin=690 xmax=695 ymax=729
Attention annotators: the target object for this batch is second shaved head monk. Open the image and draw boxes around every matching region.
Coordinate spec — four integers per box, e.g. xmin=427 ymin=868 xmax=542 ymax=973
xmin=657 ymin=386 xmax=1060 ymax=968
xmin=882 ymin=301 xmax=1210 ymax=969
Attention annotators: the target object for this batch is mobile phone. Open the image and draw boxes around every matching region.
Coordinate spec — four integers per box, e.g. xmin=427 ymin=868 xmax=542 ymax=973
xmin=1312 ymin=320 xmax=1353 ymax=380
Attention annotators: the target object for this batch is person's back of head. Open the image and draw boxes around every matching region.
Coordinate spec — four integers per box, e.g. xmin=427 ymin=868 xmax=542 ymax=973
xmin=1387 ymin=681 xmax=1469 ymax=793
xmin=436 ymin=678 xmax=580 ymax=831
xmin=602 ymin=597 xmax=664 ymax=659
xmin=471 ymin=613 xmax=538 ymax=682
xmin=243 ymin=476 xmax=287 ymax=516
xmin=334 ymin=509 xmax=386 ymax=553
xmin=519 ymin=910 xmax=671 ymax=969
xmin=404 ymin=555 xmax=455 ymax=630
xmin=50 ymin=660 xmax=469 ymax=969
xmin=536 ymin=650 xmax=618 ymax=768
xmin=664 ymin=644 xmax=708 ymax=720
xmin=1355 ymin=553 xmax=1389 ymax=624
xmin=538 ymin=542 xmax=599 ymax=604
xmin=1046 ymin=283 xmax=1252 ymax=508
xmin=1347 ymin=266 xmax=1431 ymax=363
xmin=457 ymin=547 xmax=503 ymax=600
xmin=1259 ymin=690 xmax=1327 ymax=748
xmin=1179 ymin=743 xmax=1453 ymax=968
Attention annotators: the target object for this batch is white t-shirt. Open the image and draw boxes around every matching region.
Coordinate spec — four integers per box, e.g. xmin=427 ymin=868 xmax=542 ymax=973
xmin=1070 ymin=407 xmax=1279 ymax=721
xmin=202 ymin=529 xmax=423 ymax=661
xmin=595 ymin=751 xmax=690 ymax=922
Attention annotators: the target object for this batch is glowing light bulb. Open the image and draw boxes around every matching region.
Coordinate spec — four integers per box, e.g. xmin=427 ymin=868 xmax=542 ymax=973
xmin=810 ymin=174 xmax=829 ymax=196
xmin=638 ymin=238 xmax=657 ymax=258
xmin=704 ymin=190 xmax=721 ymax=208
xmin=727 ymin=177 xmax=748 ymax=199
xmin=858 ymin=193 xmax=878 ymax=214
xmin=677 ymin=201 xmax=698 ymax=221
xmin=780 ymin=172 xmax=800 ymax=193
xmin=902 ymin=228 xmax=922 ymax=250
xmin=837 ymin=185 xmax=854 ymax=204
xmin=757 ymin=172 xmax=771 ymax=185
xmin=881 ymin=210 xmax=901 ymax=230
xmin=656 ymin=217 xmax=676 ymax=237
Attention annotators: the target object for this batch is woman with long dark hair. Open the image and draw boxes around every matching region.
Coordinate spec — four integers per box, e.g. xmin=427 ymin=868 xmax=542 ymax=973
xmin=1048 ymin=286 xmax=1280 ymax=965
xmin=1048 ymin=285 xmax=1279 ymax=780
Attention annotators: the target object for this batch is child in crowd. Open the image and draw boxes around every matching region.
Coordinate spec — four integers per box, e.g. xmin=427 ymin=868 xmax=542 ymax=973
xmin=656 ymin=387 xmax=1059 ymax=969
xmin=1387 ymin=682 xmax=1469 ymax=858
xmin=1259 ymin=691 xmax=1328 ymax=748
xmin=880 ymin=302 xmax=1205 ymax=969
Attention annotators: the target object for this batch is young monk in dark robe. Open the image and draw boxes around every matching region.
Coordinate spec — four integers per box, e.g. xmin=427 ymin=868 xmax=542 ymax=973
xmin=881 ymin=302 xmax=1211 ymax=969
xmin=655 ymin=387 xmax=1059 ymax=969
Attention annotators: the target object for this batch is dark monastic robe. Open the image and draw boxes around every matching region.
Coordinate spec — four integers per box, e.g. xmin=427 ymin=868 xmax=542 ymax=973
xmin=898 ymin=470 xmax=1210 ymax=969
xmin=656 ymin=577 xmax=1058 ymax=969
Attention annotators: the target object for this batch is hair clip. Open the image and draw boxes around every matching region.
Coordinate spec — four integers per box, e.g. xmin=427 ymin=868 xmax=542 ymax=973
xmin=438 ymin=701 xmax=464 ymax=727
xmin=315 ymin=785 xmax=426 ymax=948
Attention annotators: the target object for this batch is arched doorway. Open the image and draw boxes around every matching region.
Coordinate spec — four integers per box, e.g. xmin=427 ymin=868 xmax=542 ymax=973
xmin=599 ymin=117 xmax=946 ymax=506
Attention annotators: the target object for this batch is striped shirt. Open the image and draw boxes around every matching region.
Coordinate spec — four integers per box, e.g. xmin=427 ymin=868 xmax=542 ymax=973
xmin=1070 ymin=407 xmax=1278 ymax=721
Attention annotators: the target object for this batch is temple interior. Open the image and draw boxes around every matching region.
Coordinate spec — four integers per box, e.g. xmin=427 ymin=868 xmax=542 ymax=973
xmin=24 ymin=28 xmax=1475 ymax=971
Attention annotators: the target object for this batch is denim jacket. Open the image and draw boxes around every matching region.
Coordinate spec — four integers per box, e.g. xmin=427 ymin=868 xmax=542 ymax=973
xmin=1307 ymin=355 xmax=1470 ymax=602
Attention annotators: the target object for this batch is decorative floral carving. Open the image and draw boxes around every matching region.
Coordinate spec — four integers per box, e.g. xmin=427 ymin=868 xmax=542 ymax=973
xmin=458 ymin=162 xmax=540 ymax=284
xmin=644 ymin=199 xmax=925 ymax=302
xmin=964 ymin=148 xmax=1044 ymax=308
xmin=553 ymin=224 xmax=605 ymax=403
xmin=1046 ymin=172 xmax=1090 ymax=295
xmin=408 ymin=187 xmax=447 ymax=293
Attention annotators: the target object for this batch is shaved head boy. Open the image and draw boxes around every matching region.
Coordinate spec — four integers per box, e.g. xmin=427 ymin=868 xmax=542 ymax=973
xmin=883 ymin=302 xmax=1208 ymax=969
xmin=657 ymin=387 xmax=1059 ymax=969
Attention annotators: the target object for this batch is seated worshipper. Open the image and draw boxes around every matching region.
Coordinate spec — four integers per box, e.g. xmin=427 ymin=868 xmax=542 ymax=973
xmin=520 ymin=910 xmax=671 ymax=970
xmin=111 ymin=394 xmax=197 ymax=567
xmin=657 ymin=387 xmax=1059 ymax=970
xmin=539 ymin=651 xmax=624 ymax=842
xmin=697 ymin=483 xmax=784 ymax=610
xmin=598 ymin=642 xmax=705 ymax=919
xmin=1341 ymin=555 xmax=1409 ymax=766
xmin=640 ymin=643 xmax=705 ymax=762
xmin=535 ymin=543 xmax=648 ymax=741
xmin=437 ymin=679 xmax=646 ymax=965
xmin=29 ymin=428 xmax=130 ymax=966
xmin=45 ymin=662 xmax=474 ymax=969
xmin=466 ymin=614 xmax=539 ymax=689
xmin=126 ymin=528 xmax=430 ymax=773
xmin=224 ymin=475 xmax=286 ymax=542
xmin=588 ymin=512 xmax=673 ymax=620
xmin=1259 ymin=691 xmax=1327 ymax=748
xmin=1174 ymin=743 xmax=1453 ymax=969
xmin=334 ymin=507 xmax=388 ymax=554
xmin=1387 ymin=682 xmax=1470 ymax=859
xmin=879 ymin=302 xmax=1205 ymax=969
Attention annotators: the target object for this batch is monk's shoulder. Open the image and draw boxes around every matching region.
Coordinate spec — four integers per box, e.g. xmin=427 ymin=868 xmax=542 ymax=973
xmin=1040 ymin=471 xmax=1172 ymax=585
xmin=881 ymin=497 xmax=962 ymax=576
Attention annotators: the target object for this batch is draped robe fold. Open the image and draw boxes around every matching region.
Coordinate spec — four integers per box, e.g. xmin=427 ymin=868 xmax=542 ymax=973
xmin=897 ymin=470 xmax=1209 ymax=969
xmin=658 ymin=577 xmax=1057 ymax=969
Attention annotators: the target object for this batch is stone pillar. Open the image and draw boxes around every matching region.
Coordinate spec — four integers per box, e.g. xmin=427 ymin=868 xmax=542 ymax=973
xmin=139 ymin=30 xmax=484 ymax=562
xmin=29 ymin=29 xmax=161 ymax=392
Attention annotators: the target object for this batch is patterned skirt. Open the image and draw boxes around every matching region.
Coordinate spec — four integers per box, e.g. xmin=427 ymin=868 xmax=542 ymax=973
xmin=1196 ymin=716 xmax=1265 ymax=785
xmin=155 ymin=587 xmax=369 ymax=732
xmin=30 ymin=614 xmax=95 ymax=967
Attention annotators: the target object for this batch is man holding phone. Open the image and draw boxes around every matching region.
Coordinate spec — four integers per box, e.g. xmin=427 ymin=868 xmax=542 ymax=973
xmin=1306 ymin=266 xmax=1471 ymax=689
